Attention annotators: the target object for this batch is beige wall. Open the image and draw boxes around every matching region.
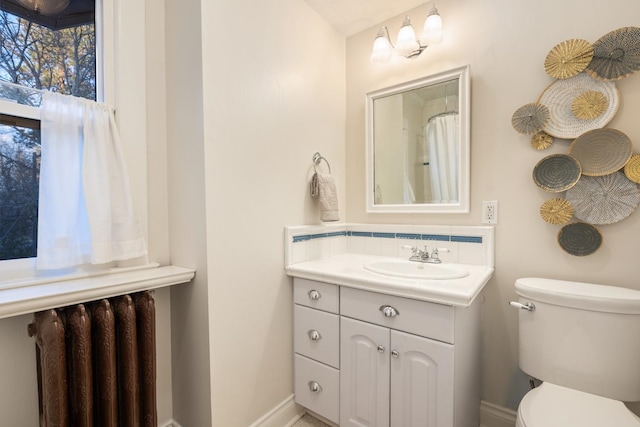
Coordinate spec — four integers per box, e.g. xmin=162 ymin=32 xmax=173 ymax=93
xmin=346 ymin=0 xmax=640 ymax=410
xmin=166 ymin=0 xmax=346 ymax=425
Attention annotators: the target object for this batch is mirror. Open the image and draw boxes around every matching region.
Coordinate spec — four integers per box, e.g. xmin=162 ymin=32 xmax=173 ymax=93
xmin=366 ymin=65 xmax=470 ymax=213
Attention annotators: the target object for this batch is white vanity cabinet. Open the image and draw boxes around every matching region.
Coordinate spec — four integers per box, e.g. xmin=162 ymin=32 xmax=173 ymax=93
xmin=293 ymin=279 xmax=341 ymax=424
xmin=293 ymin=278 xmax=481 ymax=427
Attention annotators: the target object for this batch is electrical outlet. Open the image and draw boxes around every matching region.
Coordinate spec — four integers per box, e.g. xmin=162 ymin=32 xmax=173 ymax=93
xmin=482 ymin=200 xmax=498 ymax=224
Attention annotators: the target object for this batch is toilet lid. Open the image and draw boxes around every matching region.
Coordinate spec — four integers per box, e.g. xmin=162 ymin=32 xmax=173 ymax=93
xmin=518 ymin=382 xmax=640 ymax=427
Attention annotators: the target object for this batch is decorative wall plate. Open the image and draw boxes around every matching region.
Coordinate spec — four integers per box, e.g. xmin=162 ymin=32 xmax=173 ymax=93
xmin=540 ymin=198 xmax=574 ymax=225
xmin=511 ymin=103 xmax=550 ymax=135
xmin=533 ymin=154 xmax=582 ymax=192
xmin=557 ymin=222 xmax=603 ymax=256
xmin=566 ymin=172 xmax=640 ymax=224
xmin=531 ymin=131 xmax=553 ymax=150
xmin=586 ymin=26 xmax=640 ymax=81
xmin=538 ymin=73 xmax=619 ymax=139
xmin=544 ymin=39 xmax=594 ymax=79
xmin=568 ymin=128 xmax=633 ymax=176
xmin=571 ymin=90 xmax=609 ymax=120
xmin=624 ymin=154 xmax=640 ymax=183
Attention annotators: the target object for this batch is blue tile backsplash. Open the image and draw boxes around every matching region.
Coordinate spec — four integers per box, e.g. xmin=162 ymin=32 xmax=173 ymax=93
xmin=285 ymin=224 xmax=495 ymax=268
xmin=292 ymin=231 xmax=481 ymax=244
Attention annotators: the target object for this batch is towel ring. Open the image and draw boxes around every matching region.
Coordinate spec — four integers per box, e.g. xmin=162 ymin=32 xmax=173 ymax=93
xmin=313 ymin=152 xmax=332 ymax=174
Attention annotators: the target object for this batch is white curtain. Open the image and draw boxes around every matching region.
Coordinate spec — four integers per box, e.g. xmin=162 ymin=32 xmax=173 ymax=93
xmin=425 ymin=114 xmax=459 ymax=203
xmin=36 ymin=92 xmax=147 ymax=270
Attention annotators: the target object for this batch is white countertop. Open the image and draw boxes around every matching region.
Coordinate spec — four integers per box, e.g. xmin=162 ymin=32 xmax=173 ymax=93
xmin=286 ymin=254 xmax=493 ymax=307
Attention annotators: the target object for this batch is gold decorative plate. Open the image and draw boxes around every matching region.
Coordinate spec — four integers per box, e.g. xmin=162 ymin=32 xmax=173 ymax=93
xmin=531 ymin=131 xmax=553 ymax=150
xmin=624 ymin=154 xmax=640 ymax=183
xmin=533 ymin=154 xmax=582 ymax=192
xmin=557 ymin=222 xmax=602 ymax=256
xmin=540 ymin=198 xmax=574 ymax=225
xmin=568 ymin=128 xmax=633 ymax=176
xmin=571 ymin=90 xmax=609 ymax=120
xmin=544 ymin=39 xmax=594 ymax=79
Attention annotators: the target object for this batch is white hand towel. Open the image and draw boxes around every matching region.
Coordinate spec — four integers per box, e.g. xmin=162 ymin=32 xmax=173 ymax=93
xmin=311 ymin=172 xmax=339 ymax=222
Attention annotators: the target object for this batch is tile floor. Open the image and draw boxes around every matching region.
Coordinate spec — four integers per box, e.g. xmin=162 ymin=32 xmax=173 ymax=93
xmin=292 ymin=413 xmax=332 ymax=427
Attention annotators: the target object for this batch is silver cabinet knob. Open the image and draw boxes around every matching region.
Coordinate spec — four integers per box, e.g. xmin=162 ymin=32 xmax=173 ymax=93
xmin=308 ymin=330 xmax=322 ymax=341
xmin=308 ymin=290 xmax=321 ymax=301
xmin=309 ymin=381 xmax=322 ymax=393
xmin=391 ymin=350 xmax=399 ymax=358
xmin=379 ymin=305 xmax=400 ymax=317
xmin=377 ymin=345 xmax=385 ymax=353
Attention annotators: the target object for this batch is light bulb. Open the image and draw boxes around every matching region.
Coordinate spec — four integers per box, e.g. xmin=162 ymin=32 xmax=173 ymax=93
xmin=395 ymin=16 xmax=419 ymax=57
xmin=421 ymin=6 xmax=444 ymax=45
xmin=370 ymin=27 xmax=393 ymax=63
xmin=17 ymin=0 xmax=70 ymax=15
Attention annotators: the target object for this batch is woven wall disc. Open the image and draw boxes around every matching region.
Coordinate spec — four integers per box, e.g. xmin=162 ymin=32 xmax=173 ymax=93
xmin=511 ymin=103 xmax=550 ymax=135
xmin=533 ymin=154 xmax=582 ymax=192
xmin=540 ymin=198 xmax=574 ymax=224
xmin=586 ymin=27 xmax=640 ymax=81
xmin=566 ymin=172 xmax=640 ymax=225
xmin=571 ymin=90 xmax=609 ymax=120
xmin=623 ymin=154 xmax=640 ymax=183
xmin=531 ymin=131 xmax=553 ymax=150
xmin=568 ymin=128 xmax=632 ymax=176
xmin=538 ymin=73 xmax=619 ymax=139
xmin=544 ymin=39 xmax=595 ymax=79
xmin=557 ymin=222 xmax=602 ymax=256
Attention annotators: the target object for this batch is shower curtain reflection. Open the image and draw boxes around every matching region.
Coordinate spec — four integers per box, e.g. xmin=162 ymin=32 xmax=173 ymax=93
xmin=425 ymin=113 xmax=459 ymax=203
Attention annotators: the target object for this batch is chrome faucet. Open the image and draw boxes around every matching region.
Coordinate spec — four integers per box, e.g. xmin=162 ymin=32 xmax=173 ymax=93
xmin=402 ymin=245 xmax=430 ymax=263
xmin=402 ymin=245 xmax=450 ymax=264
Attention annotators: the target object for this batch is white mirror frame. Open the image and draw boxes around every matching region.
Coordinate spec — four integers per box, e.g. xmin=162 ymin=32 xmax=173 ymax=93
xmin=365 ymin=65 xmax=470 ymax=213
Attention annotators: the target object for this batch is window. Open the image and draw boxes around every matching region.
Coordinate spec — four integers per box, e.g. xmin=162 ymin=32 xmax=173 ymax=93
xmin=0 ymin=1 xmax=96 ymax=262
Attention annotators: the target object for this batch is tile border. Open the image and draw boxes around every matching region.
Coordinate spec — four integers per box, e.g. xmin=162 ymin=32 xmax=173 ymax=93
xmin=292 ymin=230 xmax=482 ymax=244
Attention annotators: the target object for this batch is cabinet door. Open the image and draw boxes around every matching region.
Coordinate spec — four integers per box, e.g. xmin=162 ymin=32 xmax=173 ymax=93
xmin=390 ymin=330 xmax=454 ymax=427
xmin=340 ymin=317 xmax=390 ymax=427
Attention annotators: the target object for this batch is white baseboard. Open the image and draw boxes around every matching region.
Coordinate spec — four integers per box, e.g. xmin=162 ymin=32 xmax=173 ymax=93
xmin=249 ymin=394 xmax=306 ymax=427
xmin=167 ymin=398 xmax=514 ymax=427
xmin=480 ymin=400 xmax=517 ymax=427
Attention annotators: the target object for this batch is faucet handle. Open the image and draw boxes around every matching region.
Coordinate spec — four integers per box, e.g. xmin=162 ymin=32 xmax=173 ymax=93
xmin=401 ymin=245 xmax=417 ymax=254
xmin=429 ymin=247 xmax=450 ymax=263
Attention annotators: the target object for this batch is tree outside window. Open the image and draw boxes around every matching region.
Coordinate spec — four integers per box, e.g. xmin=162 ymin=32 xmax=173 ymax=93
xmin=0 ymin=10 xmax=95 ymax=260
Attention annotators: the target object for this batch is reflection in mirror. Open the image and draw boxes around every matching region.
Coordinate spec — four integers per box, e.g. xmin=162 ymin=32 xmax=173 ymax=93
xmin=366 ymin=65 xmax=470 ymax=213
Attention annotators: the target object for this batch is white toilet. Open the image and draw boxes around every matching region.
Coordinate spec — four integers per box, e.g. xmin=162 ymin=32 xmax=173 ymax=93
xmin=512 ymin=277 xmax=640 ymax=427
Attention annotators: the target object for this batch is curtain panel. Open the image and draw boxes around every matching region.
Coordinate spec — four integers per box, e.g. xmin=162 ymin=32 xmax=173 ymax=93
xmin=37 ymin=92 xmax=146 ymax=270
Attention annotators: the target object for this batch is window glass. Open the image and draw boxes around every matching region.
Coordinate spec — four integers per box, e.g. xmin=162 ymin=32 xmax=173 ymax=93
xmin=0 ymin=120 xmax=39 ymax=260
xmin=0 ymin=10 xmax=96 ymax=100
xmin=0 ymin=8 xmax=96 ymax=262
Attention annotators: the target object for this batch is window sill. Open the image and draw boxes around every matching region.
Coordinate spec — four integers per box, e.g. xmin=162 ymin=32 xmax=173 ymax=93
xmin=0 ymin=263 xmax=195 ymax=320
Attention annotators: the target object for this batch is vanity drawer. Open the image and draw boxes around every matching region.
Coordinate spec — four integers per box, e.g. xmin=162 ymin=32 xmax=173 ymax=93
xmin=340 ymin=287 xmax=454 ymax=344
xmin=294 ymin=354 xmax=339 ymax=424
xmin=294 ymin=305 xmax=339 ymax=368
xmin=293 ymin=278 xmax=339 ymax=313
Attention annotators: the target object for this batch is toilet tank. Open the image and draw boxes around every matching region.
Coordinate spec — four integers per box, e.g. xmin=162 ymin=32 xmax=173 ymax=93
xmin=515 ymin=277 xmax=640 ymax=401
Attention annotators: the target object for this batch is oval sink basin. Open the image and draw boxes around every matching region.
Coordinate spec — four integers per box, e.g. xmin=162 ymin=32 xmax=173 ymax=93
xmin=364 ymin=259 xmax=469 ymax=280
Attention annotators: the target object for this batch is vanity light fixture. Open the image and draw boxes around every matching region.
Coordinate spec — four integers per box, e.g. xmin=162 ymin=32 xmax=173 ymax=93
xmin=370 ymin=4 xmax=444 ymax=63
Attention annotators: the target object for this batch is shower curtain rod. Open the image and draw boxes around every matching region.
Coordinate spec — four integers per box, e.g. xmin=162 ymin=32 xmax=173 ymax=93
xmin=427 ymin=110 xmax=458 ymax=122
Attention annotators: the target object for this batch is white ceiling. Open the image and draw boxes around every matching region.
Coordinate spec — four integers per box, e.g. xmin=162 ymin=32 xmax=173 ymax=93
xmin=304 ymin=0 xmax=428 ymax=37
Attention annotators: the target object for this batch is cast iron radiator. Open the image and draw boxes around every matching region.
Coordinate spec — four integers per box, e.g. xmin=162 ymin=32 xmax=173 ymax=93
xmin=27 ymin=291 xmax=157 ymax=427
